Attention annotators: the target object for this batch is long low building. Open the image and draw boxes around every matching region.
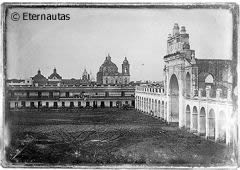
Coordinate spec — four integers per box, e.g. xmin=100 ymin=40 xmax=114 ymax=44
xmin=7 ymin=85 xmax=135 ymax=109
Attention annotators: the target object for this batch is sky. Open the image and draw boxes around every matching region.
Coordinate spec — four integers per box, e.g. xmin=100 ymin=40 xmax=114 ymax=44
xmin=6 ymin=7 xmax=232 ymax=81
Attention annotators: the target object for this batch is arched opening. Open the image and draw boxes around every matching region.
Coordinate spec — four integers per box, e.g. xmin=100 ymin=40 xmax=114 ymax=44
xmin=186 ymin=72 xmax=191 ymax=97
xmin=169 ymin=74 xmax=179 ymax=122
xmin=140 ymin=97 xmax=142 ymax=111
xmin=152 ymin=99 xmax=154 ymax=115
xmin=158 ymin=100 xmax=161 ymax=117
xmin=218 ymin=111 xmax=226 ymax=142
xmin=146 ymin=98 xmax=148 ymax=113
xmin=165 ymin=102 xmax=167 ymax=120
xmin=138 ymin=96 xmax=140 ymax=110
xmin=155 ymin=100 xmax=157 ymax=116
xmin=205 ymin=74 xmax=214 ymax=84
xmin=145 ymin=98 xmax=147 ymax=112
xmin=192 ymin=106 xmax=198 ymax=132
xmin=200 ymin=107 xmax=206 ymax=135
xmin=143 ymin=98 xmax=146 ymax=112
xmin=161 ymin=101 xmax=164 ymax=119
xmin=186 ymin=105 xmax=190 ymax=129
xmin=208 ymin=109 xmax=215 ymax=139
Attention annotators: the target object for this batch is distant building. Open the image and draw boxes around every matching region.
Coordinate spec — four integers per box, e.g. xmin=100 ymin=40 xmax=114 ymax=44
xmin=97 ymin=54 xmax=130 ymax=85
xmin=29 ymin=68 xmax=93 ymax=86
xmin=6 ymin=78 xmax=33 ymax=86
xmin=82 ymin=68 xmax=90 ymax=82
xmin=7 ymin=66 xmax=135 ymax=109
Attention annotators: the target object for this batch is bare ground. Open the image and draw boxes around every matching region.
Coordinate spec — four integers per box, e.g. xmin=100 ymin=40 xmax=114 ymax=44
xmin=4 ymin=108 xmax=236 ymax=166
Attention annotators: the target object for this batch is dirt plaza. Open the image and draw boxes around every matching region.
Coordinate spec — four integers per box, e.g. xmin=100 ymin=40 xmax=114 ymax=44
xmin=5 ymin=108 xmax=235 ymax=166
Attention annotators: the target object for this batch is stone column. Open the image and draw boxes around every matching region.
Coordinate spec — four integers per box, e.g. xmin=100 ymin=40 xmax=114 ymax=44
xmin=206 ymin=86 xmax=211 ymax=98
xmin=216 ymin=88 xmax=222 ymax=99
xmin=227 ymin=89 xmax=232 ymax=101
xmin=198 ymin=88 xmax=203 ymax=98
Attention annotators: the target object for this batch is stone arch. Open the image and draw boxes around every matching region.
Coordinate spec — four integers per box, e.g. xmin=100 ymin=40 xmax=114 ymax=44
xmin=198 ymin=72 xmax=214 ymax=89
xmin=192 ymin=106 xmax=198 ymax=131
xmin=218 ymin=110 xmax=226 ymax=142
xmin=185 ymin=105 xmax=191 ymax=128
xmin=186 ymin=72 xmax=191 ymax=97
xmin=200 ymin=107 xmax=206 ymax=135
xmin=169 ymin=74 xmax=179 ymax=122
xmin=208 ymin=109 xmax=215 ymax=138
xmin=205 ymin=74 xmax=214 ymax=84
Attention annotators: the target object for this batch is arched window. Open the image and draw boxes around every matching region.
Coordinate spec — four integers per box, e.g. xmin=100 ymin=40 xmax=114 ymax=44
xmin=205 ymin=74 xmax=214 ymax=84
xmin=105 ymin=77 xmax=108 ymax=84
xmin=125 ymin=78 xmax=128 ymax=84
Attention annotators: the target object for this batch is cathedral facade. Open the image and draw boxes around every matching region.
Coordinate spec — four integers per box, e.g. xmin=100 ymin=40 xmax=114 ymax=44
xmin=97 ymin=54 xmax=130 ymax=85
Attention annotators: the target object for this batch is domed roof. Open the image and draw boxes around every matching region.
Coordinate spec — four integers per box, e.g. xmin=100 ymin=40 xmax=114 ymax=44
xmin=48 ymin=68 xmax=62 ymax=79
xmin=32 ymin=70 xmax=47 ymax=82
xmin=99 ymin=54 xmax=119 ymax=75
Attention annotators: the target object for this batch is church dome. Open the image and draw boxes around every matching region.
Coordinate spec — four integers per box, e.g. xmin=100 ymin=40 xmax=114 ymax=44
xmin=48 ymin=68 xmax=62 ymax=79
xmin=99 ymin=54 xmax=119 ymax=75
xmin=32 ymin=70 xmax=47 ymax=81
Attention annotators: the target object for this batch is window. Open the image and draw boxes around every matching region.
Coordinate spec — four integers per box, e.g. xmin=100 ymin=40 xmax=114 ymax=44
xmin=66 ymin=92 xmax=69 ymax=98
xmin=78 ymin=102 xmax=81 ymax=107
xmin=46 ymin=102 xmax=49 ymax=108
xmin=21 ymin=101 xmax=26 ymax=107
xmin=62 ymin=102 xmax=65 ymax=107
xmin=30 ymin=102 xmax=34 ymax=108
xmin=86 ymin=101 xmax=90 ymax=107
xmin=125 ymin=78 xmax=128 ymax=84
xmin=105 ymin=92 xmax=109 ymax=97
xmin=205 ymin=74 xmax=214 ymax=84
xmin=106 ymin=77 xmax=108 ymax=84
xmin=54 ymin=102 xmax=58 ymax=108
xmin=38 ymin=101 xmax=42 ymax=108
xmin=100 ymin=101 xmax=105 ymax=108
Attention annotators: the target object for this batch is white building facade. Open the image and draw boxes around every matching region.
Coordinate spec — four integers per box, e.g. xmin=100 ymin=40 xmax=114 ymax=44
xmin=135 ymin=23 xmax=234 ymax=145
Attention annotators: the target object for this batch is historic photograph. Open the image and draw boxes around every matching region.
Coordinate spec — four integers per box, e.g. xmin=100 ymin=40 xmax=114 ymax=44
xmin=2 ymin=3 xmax=238 ymax=168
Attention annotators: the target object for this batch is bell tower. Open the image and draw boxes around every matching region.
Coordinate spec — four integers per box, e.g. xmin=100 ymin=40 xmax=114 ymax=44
xmin=122 ymin=57 xmax=130 ymax=76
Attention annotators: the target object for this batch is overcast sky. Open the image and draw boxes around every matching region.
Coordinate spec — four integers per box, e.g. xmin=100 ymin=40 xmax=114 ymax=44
xmin=7 ymin=8 xmax=232 ymax=81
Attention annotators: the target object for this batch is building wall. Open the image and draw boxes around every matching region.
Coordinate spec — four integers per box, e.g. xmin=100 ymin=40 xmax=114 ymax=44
xmin=135 ymin=85 xmax=233 ymax=144
xmin=7 ymin=86 xmax=135 ymax=109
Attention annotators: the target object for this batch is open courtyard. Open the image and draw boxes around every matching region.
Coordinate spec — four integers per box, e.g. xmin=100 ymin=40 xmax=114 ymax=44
xmin=5 ymin=108 xmax=234 ymax=166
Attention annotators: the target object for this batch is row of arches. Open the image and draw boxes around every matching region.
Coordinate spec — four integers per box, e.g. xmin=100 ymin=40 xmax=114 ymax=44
xmin=185 ymin=105 xmax=227 ymax=142
xmin=135 ymin=96 xmax=167 ymax=119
